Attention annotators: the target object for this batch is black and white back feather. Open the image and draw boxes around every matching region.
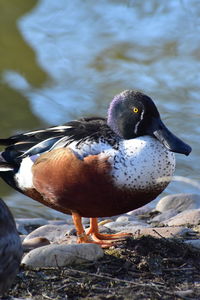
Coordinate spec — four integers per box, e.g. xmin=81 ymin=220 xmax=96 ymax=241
xmin=0 ymin=117 xmax=119 ymax=170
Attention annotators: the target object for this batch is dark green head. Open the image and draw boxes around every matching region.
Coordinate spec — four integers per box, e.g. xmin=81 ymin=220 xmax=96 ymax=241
xmin=107 ymin=90 xmax=191 ymax=156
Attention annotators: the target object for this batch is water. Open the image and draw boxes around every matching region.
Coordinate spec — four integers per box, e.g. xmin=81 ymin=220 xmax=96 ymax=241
xmin=0 ymin=0 xmax=199 ymax=219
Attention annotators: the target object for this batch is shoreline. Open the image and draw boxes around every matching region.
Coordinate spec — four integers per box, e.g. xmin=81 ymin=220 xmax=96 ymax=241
xmin=4 ymin=192 xmax=200 ymax=299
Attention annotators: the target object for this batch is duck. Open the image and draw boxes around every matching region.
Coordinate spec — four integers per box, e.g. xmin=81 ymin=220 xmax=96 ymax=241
xmin=0 ymin=90 xmax=191 ymax=247
xmin=0 ymin=198 xmax=23 ymax=296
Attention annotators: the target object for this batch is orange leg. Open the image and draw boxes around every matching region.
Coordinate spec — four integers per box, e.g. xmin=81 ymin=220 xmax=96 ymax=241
xmin=71 ymin=212 xmax=115 ymax=248
xmin=86 ymin=218 xmax=132 ymax=242
xmin=72 ymin=212 xmax=91 ymax=244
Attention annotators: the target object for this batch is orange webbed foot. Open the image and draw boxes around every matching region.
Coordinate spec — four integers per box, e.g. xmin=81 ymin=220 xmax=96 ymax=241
xmin=86 ymin=218 xmax=132 ymax=244
xmin=76 ymin=231 xmax=116 ymax=248
xmin=72 ymin=212 xmax=116 ymax=248
xmin=72 ymin=213 xmax=132 ymax=248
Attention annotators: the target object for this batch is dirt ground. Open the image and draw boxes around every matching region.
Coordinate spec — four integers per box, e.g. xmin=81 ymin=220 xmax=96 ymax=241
xmin=7 ymin=236 xmax=200 ymax=300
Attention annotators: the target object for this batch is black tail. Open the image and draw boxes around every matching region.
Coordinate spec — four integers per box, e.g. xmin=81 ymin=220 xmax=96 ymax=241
xmin=0 ymin=138 xmax=14 ymax=146
xmin=0 ymin=152 xmax=14 ymax=171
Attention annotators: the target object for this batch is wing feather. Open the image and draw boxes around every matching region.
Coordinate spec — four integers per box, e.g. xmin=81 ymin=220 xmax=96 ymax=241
xmin=0 ymin=117 xmax=118 ymax=166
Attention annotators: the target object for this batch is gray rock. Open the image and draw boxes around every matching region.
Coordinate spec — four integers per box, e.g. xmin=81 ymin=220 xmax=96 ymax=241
xmin=127 ymin=205 xmax=153 ymax=216
xmin=22 ymin=243 xmax=103 ymax=267
xmin=185 ymin=240 xmax=200 ymax=249
xmin=150 ymin=209 xmax=179 ymax=224
xmin=156 ymin=193 xmax=200 ymax=213
xmin=104 ymin=220 xmax=148 ymax=233
xmin=163 ymin=209 xmax=200 ymax=226
xmin=115 ymin=215 xmax=143 ymax=223
xmin=133 ymin=226 xmax=195 ymax=238
xmin=24 ymin=224 xmax=72 ymax=243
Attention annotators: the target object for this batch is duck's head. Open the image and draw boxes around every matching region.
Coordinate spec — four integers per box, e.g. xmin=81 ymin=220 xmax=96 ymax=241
xmin=107 ymin=90 xmax=191 ymax=156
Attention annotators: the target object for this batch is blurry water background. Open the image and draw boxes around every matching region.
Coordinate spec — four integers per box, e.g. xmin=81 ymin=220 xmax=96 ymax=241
xmin=0 ymin=0 xmax=199 ymax=219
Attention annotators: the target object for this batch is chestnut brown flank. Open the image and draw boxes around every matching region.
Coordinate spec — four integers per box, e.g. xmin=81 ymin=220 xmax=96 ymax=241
xmin=25 ymin=148 xmax=162 ymax=217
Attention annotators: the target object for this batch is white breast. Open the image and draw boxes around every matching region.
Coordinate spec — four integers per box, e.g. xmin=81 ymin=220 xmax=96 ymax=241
xmin=101 ymin=136 xmax=176 ymax=191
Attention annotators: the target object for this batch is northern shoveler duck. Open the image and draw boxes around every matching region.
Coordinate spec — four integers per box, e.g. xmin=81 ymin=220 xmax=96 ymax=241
xmin=0 ymin=90 xmax=191 ymax=247
xmin=0 ymin=198 xmax=23 ymax=295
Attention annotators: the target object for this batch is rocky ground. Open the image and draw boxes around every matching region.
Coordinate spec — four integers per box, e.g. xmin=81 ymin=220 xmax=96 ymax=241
xmin=4 ymin=193 xmax=200 ymax=299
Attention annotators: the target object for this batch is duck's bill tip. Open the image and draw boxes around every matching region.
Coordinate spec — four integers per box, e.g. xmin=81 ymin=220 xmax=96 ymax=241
xmin=168 ymin=142 xmax=192 ymax=156
xmin=152 ymin=119 xmax=192 ymax=156
xmin=182 ymin=144 xmax=192 ymax=156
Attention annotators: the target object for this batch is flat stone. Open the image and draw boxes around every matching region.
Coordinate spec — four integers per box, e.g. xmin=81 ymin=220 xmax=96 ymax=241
xmin=104 ymin=220 xmax=148 ymax=233
xmin=156 ymin=193 xmax=200 ymax=213
xmin=24 ymin=224 xmax=72 ymax=243
xmin=163 ymin=209 xmax=200 ymax=226
xmin=23 ymin=237 xmax=50 ymax=251
xmin=185 ymin=240 xmax=200 ymax=249
xmin=22 ymin=243 xmax=103 ymax=267
xmin=132 ymin=226 xmax=195 ymax=238
xmin=150 ymin=209 xmax=179 ymax=224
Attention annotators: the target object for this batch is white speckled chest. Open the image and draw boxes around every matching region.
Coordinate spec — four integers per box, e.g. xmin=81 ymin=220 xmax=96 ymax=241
xmin=101 ymin=136 xmax=176 ymax=191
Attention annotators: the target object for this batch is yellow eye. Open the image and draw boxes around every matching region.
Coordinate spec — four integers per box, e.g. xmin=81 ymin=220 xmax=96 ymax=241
xmin=133 ymin=107 xmax=139 ymax=113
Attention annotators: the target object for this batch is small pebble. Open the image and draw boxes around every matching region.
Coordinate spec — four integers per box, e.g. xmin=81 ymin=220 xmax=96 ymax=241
xmin=23 ymin=236 xmax=50 ymax=251
xmin=24 ymin=224 xmax=72 ymax=243
xmin=115 ymin=215 xmax=143 ymax=223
